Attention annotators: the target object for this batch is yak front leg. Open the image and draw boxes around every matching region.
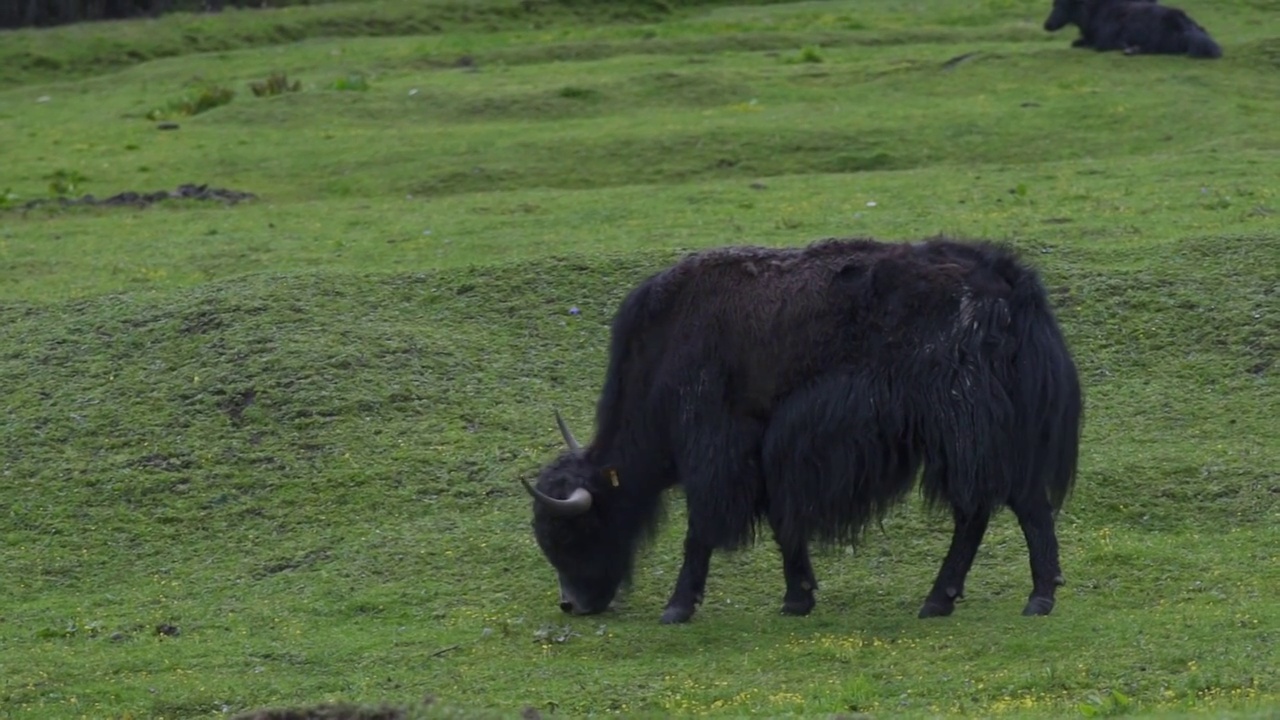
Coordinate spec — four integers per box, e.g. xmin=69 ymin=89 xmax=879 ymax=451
xmin=661 ymin=531 xmax=713 ymax=624
xmin=661 ymin=404 xmax=765 ymax=624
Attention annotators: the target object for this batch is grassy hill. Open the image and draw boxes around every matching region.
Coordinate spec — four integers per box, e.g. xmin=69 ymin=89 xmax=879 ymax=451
xmin=1 ymin=0 xmax=1277 ymax=718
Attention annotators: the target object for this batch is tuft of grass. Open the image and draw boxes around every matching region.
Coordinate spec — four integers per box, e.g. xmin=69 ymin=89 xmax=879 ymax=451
xmin=1079 ymin=689 xmax=1136 ymax=718
xmin=556 ymin=84 xmax=601 ymax=100
xmin=332 ymin=71 xmax=371 ymax=91
xmin=785 ymin=43 xmax=825 ymax=63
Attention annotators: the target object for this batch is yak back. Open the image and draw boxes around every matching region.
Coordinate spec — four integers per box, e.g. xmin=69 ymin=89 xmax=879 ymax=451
xmin=1079 ymin=0 xmax=1220 ymax=57
xmin=588 ymin=237 xmax=1048 ymax=468
xmin=761 ymin=238 xmax=1079 ymax=546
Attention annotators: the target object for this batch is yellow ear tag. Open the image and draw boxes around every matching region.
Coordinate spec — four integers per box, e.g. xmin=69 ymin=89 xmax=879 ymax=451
xmin=607 ymin=468 xmax=620 ymax=487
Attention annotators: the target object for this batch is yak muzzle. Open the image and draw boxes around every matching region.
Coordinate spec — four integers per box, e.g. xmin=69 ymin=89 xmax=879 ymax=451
xmin=558 ymin=587 xmax=609 ymax=616
xmin=1043 ymin=10 xmax=1069 ymax=31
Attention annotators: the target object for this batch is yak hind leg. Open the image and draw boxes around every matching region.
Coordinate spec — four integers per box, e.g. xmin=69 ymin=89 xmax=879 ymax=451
xmin=919 ymin=507 xmax=991 ymax=618
xmin=767 ymin=512 xmax=818 ymax=616
xmin=1009 ymin=493 xmax=1067 ymax=617
xmin=660 ymin=532 xmax=713 ymax=624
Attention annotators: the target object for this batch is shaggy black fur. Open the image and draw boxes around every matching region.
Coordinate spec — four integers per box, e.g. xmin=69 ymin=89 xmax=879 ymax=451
xmin=1043 ymin=0 xmax=1222 ymax=58
xmin=525 ymin=237 xmax=1084 ymax=624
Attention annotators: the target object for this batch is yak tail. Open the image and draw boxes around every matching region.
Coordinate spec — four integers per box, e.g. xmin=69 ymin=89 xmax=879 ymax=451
xmin=1186 ymin=28 xmax=1222 ymax=59
xmin=1007 ymin=265 xmax=1084 ymax=511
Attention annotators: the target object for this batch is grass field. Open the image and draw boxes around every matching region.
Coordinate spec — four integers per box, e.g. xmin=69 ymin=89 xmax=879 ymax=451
xmin=1 ymin=0 xmax=1277 ymax=718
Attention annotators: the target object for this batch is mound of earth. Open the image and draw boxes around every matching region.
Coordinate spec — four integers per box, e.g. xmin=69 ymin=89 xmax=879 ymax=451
xmin=12 ymin=183 xmax=257 ymax=211
xmin=229 ymin=696 xmax=539 ymax=720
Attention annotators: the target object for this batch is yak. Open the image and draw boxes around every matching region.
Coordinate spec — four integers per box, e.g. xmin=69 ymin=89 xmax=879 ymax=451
xmin=521 ymin=237 xmax=1084 ymax=625
xmin=1043 ymin=0 xmax=1222 ymax=59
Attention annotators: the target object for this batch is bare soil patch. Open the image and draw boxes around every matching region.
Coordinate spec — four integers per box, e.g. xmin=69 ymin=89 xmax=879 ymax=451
xmin=10 ymin=183 xmax=256 ymax=212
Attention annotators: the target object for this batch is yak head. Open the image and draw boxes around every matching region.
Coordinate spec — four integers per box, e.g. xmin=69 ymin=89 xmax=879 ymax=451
xmin=523 ymin=411 xmax=632 ymax=616
xmin=1043 ymin=0 xmax=1083 ymax=31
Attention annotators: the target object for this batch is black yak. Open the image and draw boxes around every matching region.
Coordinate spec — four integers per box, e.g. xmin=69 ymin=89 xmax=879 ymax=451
xmin=1043 ymin=0 xmax=1222 ymax=58
xmin=522 ymin=237 xmax=1084 ymax=624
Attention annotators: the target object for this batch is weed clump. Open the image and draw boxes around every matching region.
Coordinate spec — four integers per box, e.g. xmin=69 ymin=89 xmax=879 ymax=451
xmin=250 ymin=72 xmax=303 ymax=97
xmin=146 ymin=83 xmax=235 ymax=120
xmin=558 ymin=85 xmax=601 ymax=100
xmin=784 ymin=45 xmax=825 ymax=63
xmin=45 ymin=169 xmax=89 ymax=197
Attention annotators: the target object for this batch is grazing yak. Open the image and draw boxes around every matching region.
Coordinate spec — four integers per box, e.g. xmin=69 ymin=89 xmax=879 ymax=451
xmin=1043 ymin=0 xmax=1222 ymax=58
xmin=522 ymin=237 xmax=1083 ymax=624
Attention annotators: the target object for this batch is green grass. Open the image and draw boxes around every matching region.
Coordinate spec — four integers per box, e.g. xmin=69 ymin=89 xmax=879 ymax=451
xmin=1 ymin=0 xmax=1278 ymax=718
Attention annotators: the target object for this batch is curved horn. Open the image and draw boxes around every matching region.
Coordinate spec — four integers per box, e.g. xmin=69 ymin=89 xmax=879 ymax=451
xmin=522 ymin=479 xmax=593 ymax=516
xmin=554 ymin=409 xmax=582 ymax=453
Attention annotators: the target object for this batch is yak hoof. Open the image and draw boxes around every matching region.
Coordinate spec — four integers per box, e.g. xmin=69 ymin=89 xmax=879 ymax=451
xmin=781 ymin=596 xmax=815 ymax=616
xmin=917 ymin=600 xmax=956 ymax=619
xmin=1022 ymin=596 xmax=1056 ymax=616
xmin=660 ymin=605 xmax=695 ymax=625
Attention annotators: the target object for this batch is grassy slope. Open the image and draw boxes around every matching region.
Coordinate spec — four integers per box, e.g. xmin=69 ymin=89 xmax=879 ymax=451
xmin=1 ymin=0 xmax=1278 ymax=718
xmin=2 ymin=2 xmax=1279 ymax=301
xmin=0 ymin=0 xmax=721 ymax=89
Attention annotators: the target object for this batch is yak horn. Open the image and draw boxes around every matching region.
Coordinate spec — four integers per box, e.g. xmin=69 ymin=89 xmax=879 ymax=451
xmin=522 ymin=479 xmax=593 ymax=516
xmin=554 ymin=409 xmax=582 ymax=453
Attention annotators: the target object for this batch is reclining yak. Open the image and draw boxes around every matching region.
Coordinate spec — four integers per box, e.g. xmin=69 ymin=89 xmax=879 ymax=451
xmin=1043 ymin=0 xmax=1222 ymax=59
xmin=522 ymin=237 xmax=1084 ymax=624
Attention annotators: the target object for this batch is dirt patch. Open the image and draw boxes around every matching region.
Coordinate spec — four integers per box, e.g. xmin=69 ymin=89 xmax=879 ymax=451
xmin=10 ymin=183 xmax=257 ymax=212
xmin=253 ymin=547 xmax=331 ymax=579
xmin=232 ymin=702 xmax=409 ymax=720
xmin=230 ymin=694 xmax=456 ymax=720
xmin=217 ymin=387 xmax=258 ymax=426
xmin=131 ymin=452 xmax=195 ymax=473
